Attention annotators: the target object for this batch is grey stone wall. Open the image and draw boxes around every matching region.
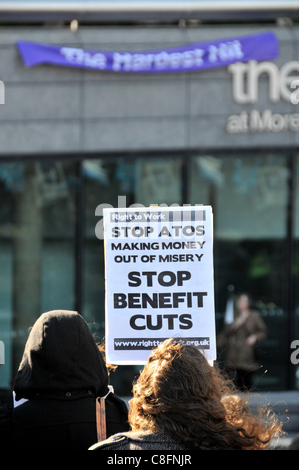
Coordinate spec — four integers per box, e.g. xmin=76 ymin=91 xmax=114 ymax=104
xmin=0 ymin=24 xmax=298 ymax=156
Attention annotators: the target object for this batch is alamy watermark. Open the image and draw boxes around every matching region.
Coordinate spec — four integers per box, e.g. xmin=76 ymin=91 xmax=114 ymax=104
xmin=0 ymin=81 xmax=4 ymax=104
xmin=0 ymin=340 xmax=4 ymax=365
xmin=291 ymin=340 xmax=299 ymax=365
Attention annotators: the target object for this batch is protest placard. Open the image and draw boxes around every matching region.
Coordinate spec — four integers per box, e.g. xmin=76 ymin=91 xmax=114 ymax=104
xmin=103 ymin=206 xmax=216 ymax=365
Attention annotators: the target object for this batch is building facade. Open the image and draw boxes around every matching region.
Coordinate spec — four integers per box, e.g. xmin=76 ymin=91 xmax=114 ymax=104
xmin=0 ymin=17 xmax=299 ymax=397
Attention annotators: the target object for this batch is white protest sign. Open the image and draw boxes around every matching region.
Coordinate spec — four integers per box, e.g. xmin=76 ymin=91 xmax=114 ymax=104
xmin=103 ymin=206 xmax=216 ymax=365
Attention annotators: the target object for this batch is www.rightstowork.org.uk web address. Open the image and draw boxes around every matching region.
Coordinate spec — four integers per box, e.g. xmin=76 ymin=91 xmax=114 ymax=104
xmin=114 ymin=337 xmax=210 ymax=350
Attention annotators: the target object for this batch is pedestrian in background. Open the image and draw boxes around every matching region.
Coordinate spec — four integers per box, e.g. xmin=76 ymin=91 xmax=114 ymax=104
xmin=218 ymin=293 xmax=268 ymax=391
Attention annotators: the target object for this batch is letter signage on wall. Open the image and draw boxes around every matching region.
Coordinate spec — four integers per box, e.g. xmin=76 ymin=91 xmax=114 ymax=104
xmin=227 ymin=60 xmax=299 ymax=134
xmin=103 ymin=206 xmax=216 ymax=365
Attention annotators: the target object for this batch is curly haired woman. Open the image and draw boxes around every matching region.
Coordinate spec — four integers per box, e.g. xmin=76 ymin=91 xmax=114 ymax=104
xmin=90 ymin=338 xmax=282 ymax=450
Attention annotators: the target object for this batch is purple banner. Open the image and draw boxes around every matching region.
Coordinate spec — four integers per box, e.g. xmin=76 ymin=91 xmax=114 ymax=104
xmin=17 ymin=32 xmax=279 ymax=74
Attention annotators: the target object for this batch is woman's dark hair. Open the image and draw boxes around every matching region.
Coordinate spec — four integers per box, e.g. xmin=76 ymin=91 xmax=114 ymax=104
xmin=129 ymin=338 xmax=282 ymax=450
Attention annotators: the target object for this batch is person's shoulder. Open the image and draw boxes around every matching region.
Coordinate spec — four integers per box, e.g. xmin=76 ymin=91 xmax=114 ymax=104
xmin=89 ymin=431 xmax=136 ymax=450
xmin=89 ymin=430 xmax=162 ymax=450
xmin=89 ymin=429 xmax=191 ymax=451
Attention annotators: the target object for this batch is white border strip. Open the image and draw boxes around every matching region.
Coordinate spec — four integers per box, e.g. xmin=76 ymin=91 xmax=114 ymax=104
xmin=0 ymin=1 xmax=298 ymax=14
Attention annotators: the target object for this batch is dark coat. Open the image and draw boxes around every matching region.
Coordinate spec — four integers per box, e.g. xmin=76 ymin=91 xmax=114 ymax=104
xmin=0 ymin=310 xmax=129 ymax=450
xmin=217 ymin=310 xmax=268 ymax=371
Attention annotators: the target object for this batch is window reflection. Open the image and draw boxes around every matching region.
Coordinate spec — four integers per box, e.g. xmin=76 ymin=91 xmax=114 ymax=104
xmin=84 ymin=157 xmax=183 ymax=340
xmin=84 ymin=157 xmax=183 ymax=393
xmin=190 ymin=154 xmax=289 ymax=391
xmin=0 ymin=162 xmax=77 ymax=392
xmin=0 ymin=154 xmax=298 ymax=400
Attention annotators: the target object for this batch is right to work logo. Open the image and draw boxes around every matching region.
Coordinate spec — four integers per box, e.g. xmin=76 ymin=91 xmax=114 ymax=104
xmin=0 ymin=341 xmax=4 ymax=364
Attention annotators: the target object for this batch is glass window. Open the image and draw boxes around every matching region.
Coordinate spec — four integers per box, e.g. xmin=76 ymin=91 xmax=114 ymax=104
xmin=84 ymin=153 xmax=296 ymax=394
xmin=0 ymin=161 xmax=77 ymax=401
xmin=84 ymin=157 xmax=183 ymax=394
xmin=1 ymin=153 xmax=298 ymax=403
xmin=189 ymin=154 xmax=290 ymax=391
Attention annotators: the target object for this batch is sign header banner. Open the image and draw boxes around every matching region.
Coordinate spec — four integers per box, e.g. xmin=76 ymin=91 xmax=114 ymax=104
xmin=17 ymin=31 xmax=279 ymax=74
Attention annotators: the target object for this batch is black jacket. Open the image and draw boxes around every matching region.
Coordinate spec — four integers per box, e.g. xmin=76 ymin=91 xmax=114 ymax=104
xmin=0 ymin=310 xmax=129 ymax=450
